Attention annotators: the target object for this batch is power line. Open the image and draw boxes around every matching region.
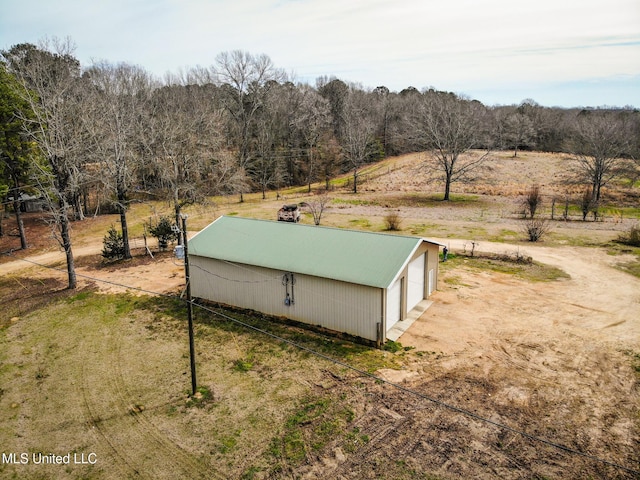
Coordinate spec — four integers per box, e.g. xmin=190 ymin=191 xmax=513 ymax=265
xmin=2 ymin=251 xmax=177 ymax=299
xmin=191 ymin=301 xmax=639 ymax=477
xmin=1 ymin=251 xmax=638 ymax=476
xmin=191 ymin=261 xmax=281 ymax=284
xmin=189 ymin=259 xmax=387 ymax=326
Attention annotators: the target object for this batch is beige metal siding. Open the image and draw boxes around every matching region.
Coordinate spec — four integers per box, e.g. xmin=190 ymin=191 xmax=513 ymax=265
xmin=386 ymin=277 xmax=402 ymax=329
xmin=406 ymin=242 xmax=439 ymax=299
xmin=407 ymin=253 xmax=425 ymax=309
xmin=189 ymin=256 xmax=382 ymax=341
xmin=390 ymin=242 xmax=437 ymax=306
xmin=379 ymin=240 xmax=440 ymax=336
xmin=425 ymin=243 xmax=439 ymax=295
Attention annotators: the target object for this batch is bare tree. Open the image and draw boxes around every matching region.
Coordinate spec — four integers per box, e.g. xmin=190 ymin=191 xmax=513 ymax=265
xmin=213 ymin=50 xmax=285 ymax=202
xmin=580 ymin=186 xmax=596 ymax=221
xmin=567 ymin=110 xmax=633 ymax=205
xmin=293 ymin=85 xmax=331 ymax=192
xmin=2 ymin=39 xmax=83 ymax=288
xmin=207 ymin=149 xmax=250 ymax=197
xmin=522 ymin=216 xmax=551 ymax=242
xmin=301 ymin=191 xmax=330 ymax=225
xmin=341 ymin=88 xmax=379 ymax=194
xmin=318 ymin=132 xmax=342 ymax=190
xmin=415 ymin=92 xmax=491 ymax=201
xmin=147 ymin=83 xmax=226 ymax=243
xmin=503 ymin=112 xmax=536 ymax=157
xmin=84 ymin=61 xmax=155 ymax=259
xmin=253 ymin=121 xmax=285 ymax=199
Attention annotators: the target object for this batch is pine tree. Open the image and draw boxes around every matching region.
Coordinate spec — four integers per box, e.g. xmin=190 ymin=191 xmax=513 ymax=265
xmin=102 ymin=226 xmax=126 ymax=260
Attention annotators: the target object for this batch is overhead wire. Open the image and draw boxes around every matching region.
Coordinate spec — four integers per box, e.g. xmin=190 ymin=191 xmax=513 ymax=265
xmin=189 ymin=258 xmax=386 ymax=332
xmin=1 ymin=251 xmax=638 ymax=476
xmin=3 ymin=251 xmax=177 ymax=299
xmin=191 ymin=301 xmax=639 ymax=477
xmin=191 ymin=261 xmax=282 ymax=284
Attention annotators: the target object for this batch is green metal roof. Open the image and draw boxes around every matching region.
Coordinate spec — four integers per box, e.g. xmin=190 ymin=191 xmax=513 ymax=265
xmin=188 ymin=216 xmax=428 ymax=289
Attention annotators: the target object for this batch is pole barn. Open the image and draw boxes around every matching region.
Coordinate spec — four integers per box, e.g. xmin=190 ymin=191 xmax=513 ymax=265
xmin=188 ymin=216 xmax=441 ymax=344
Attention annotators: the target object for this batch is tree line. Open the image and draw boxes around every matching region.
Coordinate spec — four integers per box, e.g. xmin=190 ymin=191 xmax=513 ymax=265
xmin=1 ymin=39 xmax=639 ymax=288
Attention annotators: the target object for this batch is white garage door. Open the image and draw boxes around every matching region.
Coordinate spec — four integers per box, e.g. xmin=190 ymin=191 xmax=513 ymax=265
xmin=386 ymin=278 xmax=402 ymax=330
xmin=407 ymin=254 xmax=425 ymax=311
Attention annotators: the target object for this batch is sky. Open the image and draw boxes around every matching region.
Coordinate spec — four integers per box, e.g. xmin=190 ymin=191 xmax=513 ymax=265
xmin=1 ymin=0 xmax=639 ymax=108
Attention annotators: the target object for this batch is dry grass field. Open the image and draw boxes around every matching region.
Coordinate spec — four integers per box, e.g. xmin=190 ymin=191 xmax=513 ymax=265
xmin=1 ymin=151 xmax=639 ymax=479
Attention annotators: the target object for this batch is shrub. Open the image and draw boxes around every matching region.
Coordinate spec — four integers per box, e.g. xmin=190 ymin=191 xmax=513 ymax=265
xmin=301 ymin=192 xmax=330 ymax=226
xmin=102 ymin=225 xmax=126 ymax=260
xmin=522 ymin=217 xmax=551 ymax=242
xmin=617 ymin=224 xmax=640 ymax=247
xmin=148 ymin=216 xmax=178 ymax=250
xmin=522 ymin=184 xmax=542 ymax=219
xmin=384 ymin=210 xmax=402 ymax=231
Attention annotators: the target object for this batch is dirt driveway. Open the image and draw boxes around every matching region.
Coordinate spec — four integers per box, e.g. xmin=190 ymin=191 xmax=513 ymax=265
xmin=401 ymin=239 xmax=639 ymax=355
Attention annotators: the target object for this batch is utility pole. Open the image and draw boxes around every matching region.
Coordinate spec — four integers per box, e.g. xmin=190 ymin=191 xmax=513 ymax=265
xmin=181 ymin=214 xmax=197 ymax=395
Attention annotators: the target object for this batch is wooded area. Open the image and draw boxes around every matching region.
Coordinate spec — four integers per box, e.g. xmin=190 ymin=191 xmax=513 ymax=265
xmin=1 ymin=40 xmax=639 ymax=288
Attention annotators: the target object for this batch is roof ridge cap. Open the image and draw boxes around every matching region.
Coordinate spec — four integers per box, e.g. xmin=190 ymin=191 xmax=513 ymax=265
xmin=219 ymin=215 xmax=422 ymax=241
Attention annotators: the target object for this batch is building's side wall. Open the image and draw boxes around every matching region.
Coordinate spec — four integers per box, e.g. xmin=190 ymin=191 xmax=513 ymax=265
xmin=381 ymin=241 xmax=439 ymax=337
xmin=189 ymin=256 xmax=382 ymax=342
xmin=424 ymin=242 xmax=440 ymax=295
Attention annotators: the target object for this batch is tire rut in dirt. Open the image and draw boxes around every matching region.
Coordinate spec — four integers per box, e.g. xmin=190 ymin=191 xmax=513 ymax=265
xmin=79 ymin=342 xmax=144 ymax=479
xmin=327 ymin=403 xmax=413 ymax=478
xmin=77 ymin=331 xmax=220 ymax=479
xmin=110 ymin=340 xmax=218 ymax=479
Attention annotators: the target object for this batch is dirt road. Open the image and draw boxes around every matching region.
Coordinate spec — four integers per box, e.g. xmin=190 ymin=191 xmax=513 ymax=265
xmin=401 ymin=239 xmax=639 ymax=355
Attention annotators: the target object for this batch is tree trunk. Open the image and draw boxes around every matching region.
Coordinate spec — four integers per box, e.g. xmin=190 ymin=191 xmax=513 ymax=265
xmin=353 ymin=168 xmax=358 ymax=194
xmin=593 ymin=182 xmax=602 ymax=203
xmin=118 ymin=198 xmax=132 ymax=259
xmin=175 ymin=202 xmax=183 ymax=246
xmin=73 ymin=192 xmax=85 ymax=221
xmin=11 ymin=176 xmax=27 ymax=249
xmin=443 ymin=175 xmax=452 ymax=201
xmin=12 ymin=200 xmax=27 ymax=250
xmin=50 ymin=157 xmax=77 ymax=288
xmin=83 ymin=189 xmax=89 ymax=218
xmin=116 ymin=179 xmax=131 ymax=258
xmin=307 ymin=150 xmax=314 ymax=193
xmin=59 ymin=203 xmax=76 ymax=289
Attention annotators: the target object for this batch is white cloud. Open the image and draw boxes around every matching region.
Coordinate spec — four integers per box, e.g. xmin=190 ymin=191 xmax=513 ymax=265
xmin=1 ymin=0 xmax=638 ymax=106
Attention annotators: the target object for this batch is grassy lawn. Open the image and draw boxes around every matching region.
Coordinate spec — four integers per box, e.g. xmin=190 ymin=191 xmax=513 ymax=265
xmin=0 ymin=288 xmax=403 ymax=479
xmin=439 ymin=252 xmax=571 ymax=283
